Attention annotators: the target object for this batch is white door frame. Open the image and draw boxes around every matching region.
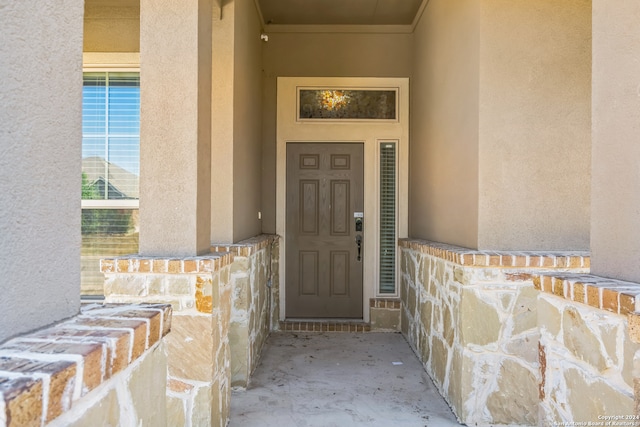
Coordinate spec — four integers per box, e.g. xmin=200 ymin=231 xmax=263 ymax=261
xmin=276 ymin=77 xmax=409 ymax=322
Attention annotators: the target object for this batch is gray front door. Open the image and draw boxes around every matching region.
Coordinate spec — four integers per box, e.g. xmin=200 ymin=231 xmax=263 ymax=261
xmin=286 ymin=143 xmax=364 ymax=318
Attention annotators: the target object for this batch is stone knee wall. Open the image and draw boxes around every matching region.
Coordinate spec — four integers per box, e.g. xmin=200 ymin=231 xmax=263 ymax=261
xmin=399 ymin=239 xmax=589 ymax=426
xmin=101 ymin=254 xmax=233 ymax=427
xmin=212 ymin=235 xmax=279 ymax=388
xmin=0 ymin=304 xmax=171 ymax=427
xmin=535 ymin=274 xmax=640 ymax=424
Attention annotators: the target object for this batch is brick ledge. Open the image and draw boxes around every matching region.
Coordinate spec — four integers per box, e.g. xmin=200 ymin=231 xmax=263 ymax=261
xmin=100 ymin=252 xmax=233 ymax=274
xmin=211 ymin=234 xmax=279 ymax=257
xmin=533 ymin=273 xmax=640 ymax=316
xmin=0 ymin=303 xmax=171 ymax=427
xmin=399 ymin=238 xmax=590 ymax=269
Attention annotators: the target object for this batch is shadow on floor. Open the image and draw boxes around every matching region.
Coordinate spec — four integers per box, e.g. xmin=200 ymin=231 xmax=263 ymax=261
xmin=230 ymin=332 xmax=463 ymax=427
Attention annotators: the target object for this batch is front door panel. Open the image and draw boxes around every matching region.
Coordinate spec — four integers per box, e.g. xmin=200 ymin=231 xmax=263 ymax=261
xmin=286 ymin=143 xmax=364 ymax=318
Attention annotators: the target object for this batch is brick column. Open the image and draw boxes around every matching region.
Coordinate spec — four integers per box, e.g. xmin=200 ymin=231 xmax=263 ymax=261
xmin=139 ymin=0 xmax=213 ymax=256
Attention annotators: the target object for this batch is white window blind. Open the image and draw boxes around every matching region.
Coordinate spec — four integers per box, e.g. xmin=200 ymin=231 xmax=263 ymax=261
xmin=81 ymin=72 xmax=140 ymax=296
xmin=82 ymin=72 xmax=140 ymax=201
xmin=379 ymin=142 xmax=397 ymax=294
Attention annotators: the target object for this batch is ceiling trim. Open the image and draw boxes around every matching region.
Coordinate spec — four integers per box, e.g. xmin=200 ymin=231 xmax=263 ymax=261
xmin=254 ymin=0 xmax=431 ymax=34
xmin=410 ymin=0 xmax=431 ymax=31
xmin=252 ymin=0 xmax=266 ymax=31
xmin=263 ymin=24 xmax=414 ymax=34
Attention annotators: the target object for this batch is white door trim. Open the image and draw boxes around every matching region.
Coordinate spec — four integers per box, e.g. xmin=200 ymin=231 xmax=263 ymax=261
xmin=276 ymin=77 xmax=409 ymax=322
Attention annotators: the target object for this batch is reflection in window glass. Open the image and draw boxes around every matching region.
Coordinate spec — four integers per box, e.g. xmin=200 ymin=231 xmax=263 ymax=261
xmin=299 ymin=89 xmax=396 ymax=120
xmin=81 ymin=209 xmax=139 ymax=296
xmin=81 ymin=72 xmax=140 ymax=296
xmin=82 ymin=72 xmax=140 ymax=201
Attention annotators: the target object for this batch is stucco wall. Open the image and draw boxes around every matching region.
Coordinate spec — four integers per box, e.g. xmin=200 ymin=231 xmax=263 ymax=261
xmin=211 ymin=3 xmax=235 ymax=243
xmin=477 ymin=0 xmax=591 ymax=251
xmin=410 ymin=0 xmax=591 ymax=251
xmin=0 ymin=1 xmax=83 ymax=342
xmin=409 ymin=0 xmax=480 ymax=249
xmin=211 ymin=0 xmax=263 ymax=243
xmin=260 ymin=32 xmax=412 ymax=234
xmin=591 ymin=0 xmax=640 ymax=282
xmin=84 ymin=0 xmax=140 ymax=52
xmin=233 ymin=0 xmax=263 ymax=242
xmin=139 ymin=0 xmax=212 ymax=256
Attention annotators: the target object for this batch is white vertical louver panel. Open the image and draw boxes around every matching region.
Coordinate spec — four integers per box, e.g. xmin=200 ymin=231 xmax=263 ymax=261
xmin=379 ymin=142 xmax=396 ymax=294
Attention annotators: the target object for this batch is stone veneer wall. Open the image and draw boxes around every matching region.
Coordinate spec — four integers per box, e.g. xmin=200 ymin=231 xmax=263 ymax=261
xmin=101 ymin=253 xmax=233 ymax=427
xmin=399 ymin=238 xmax=590 ymax=426
xmin=534 ymin=274 xmax=640 ymax=423
xmin=0 ymin=303 xmax=171 ymax=427
xmin=211 ymin=235 xmax=279 ymax=388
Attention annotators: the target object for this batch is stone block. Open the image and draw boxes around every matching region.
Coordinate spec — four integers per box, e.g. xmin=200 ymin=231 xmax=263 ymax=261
xmin=231 ymin=257 xmax=251 ymax=274
xmin=434 ymin=260 xmax=445 ymax=285
xmin=447 ymin=347 xmax=463 ymax=412
xmin=406 ymin=283 xmax=417 ymax=315
xmin=453 ymin=267 xmax=465 ymax=285
xmin=563 ymin=367 xmax=634 ymax=422
xmin=486 ymin=359 xmax=538 ymax=425
xmin=229 ymin=323 xmax=249 ymax=387
xmin=420 ymin=299 xmax=433 ymax=330
xmin=165 ymin=276 xmax=193 ymax=296
xmin=104 ymin=274 xmax=148 ymax=297
xmin=505 ymin=333 xmax=539 ymax=365
xmin=562 ymin=306 xmax=608 ymax=372
xmin=370 ymin=307 xmax=400 ymax=331
xmin=419 ymin=330 xmax=430 ymax=363
xmin=233 ymin=276 xmax=250 ymax=311
xmin=147 ymin=276 xmax=165 ymax=295
xmin=623 ymin=331 xmax=640 ymax=388
xmin=400 ymin=307 xmax=410 ymax=336
xmin=165 ymin=314 xmax=214 ymax=381
xmin=128 ymin=344 xmax=167 ymax=426
xmin=460 ymin=289 xmax=501 ymax=346
xmin=66 ymin=388 xmax=120 ymax=427
xmin=431 ymin=337 xmax=448 ymax=387
xmin=196 ymin=276 xmax=213 ymax=314
xmin=512 ymin=285 xmax=538 ymax=336
xmin=538 ymin=296 xmax=562 ymax=338
xmin=166 ymin=395 xmax=186 ymax=427
xmin=192 ymin=385 xmax=213 ymax=426
xmin=442 ymin=304 xmax=454 ymax=347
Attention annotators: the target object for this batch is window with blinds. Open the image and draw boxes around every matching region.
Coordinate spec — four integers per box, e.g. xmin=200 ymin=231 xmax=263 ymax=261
xmin=81 ymin=72 xmax=140 ymax=296
xmin=82 ymin=72 xmax=140 ymax=201
xmin=379 ymin=142 xmax=397 ymax=294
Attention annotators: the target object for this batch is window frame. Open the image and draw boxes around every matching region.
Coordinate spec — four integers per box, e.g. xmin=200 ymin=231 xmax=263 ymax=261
xmin=81 ymin=64 xmax=140 ymax=211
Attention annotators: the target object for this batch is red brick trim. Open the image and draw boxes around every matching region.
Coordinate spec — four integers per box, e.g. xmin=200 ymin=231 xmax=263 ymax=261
xmin=398 ymin=238 xmax=590 ymax=269
xmin=0 ymin=303 xmax=171 ymax=427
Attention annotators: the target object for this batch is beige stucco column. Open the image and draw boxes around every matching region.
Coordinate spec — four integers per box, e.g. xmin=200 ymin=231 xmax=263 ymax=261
xmin=0 ymin=0 xmax=83 ymax=342
xmin=139 ymin=0 xmax=213 ymax=256
xmin=591 ymin=0 xmax=640 ymax=282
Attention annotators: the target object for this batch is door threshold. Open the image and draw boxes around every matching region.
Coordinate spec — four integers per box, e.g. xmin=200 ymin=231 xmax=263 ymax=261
xmin=279 ymin=319 xmax=371 ymax=333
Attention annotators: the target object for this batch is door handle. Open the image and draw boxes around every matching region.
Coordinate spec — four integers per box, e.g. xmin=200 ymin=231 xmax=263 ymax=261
xmin=355 ymin=234 xmax=362 ymax=261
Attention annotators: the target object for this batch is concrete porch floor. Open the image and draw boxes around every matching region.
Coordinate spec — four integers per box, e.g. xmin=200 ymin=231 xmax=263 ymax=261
xmin=230 ymin=332 xmax=463 ymax=426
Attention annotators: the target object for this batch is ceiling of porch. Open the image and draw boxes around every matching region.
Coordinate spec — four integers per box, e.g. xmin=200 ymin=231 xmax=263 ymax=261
xmin=255 ymin=0 xmax=427 ymax=27
xmin=84 ymin=0 xmax=428 ymax=29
